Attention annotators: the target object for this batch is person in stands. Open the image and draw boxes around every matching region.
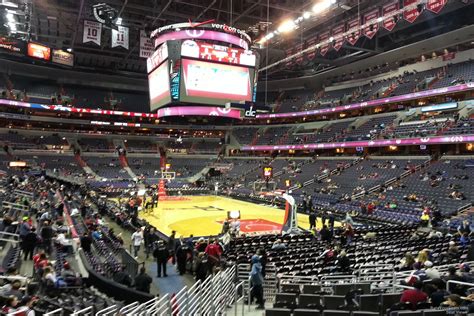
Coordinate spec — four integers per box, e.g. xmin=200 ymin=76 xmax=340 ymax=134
xmin=134 ymin=266 xmax=152 ymax=293
xmin=205 ymin=239 xmax=222 ymax=273
xmin=153 ymin=240 xmax=169 ymax=277
xmin=400 ymin=280 xmax=428 ymax=309
xmin=249 ymin=255 xmax=265 ymax=310
xmin=40 ymin=221 xmax=54 ymax=254
xmin=80 ymin=232 xmax=92 ymax=253
xmin=113 ymin=266 xmax=133 ymax=287
xmin=167 ymin=230 xmax=177 ymax=265
xmin=22 ymin=227 xmax=39 ymax=260
xmin=131 ymin=227 xmax=144 ymax=258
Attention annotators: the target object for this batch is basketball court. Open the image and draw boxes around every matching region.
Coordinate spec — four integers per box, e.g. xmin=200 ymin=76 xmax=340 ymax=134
xmin=138 ymin=195 xmax=338 ymax=237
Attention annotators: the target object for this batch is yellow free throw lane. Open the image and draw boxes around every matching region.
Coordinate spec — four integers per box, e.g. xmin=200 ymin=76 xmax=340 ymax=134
xmin=138 ymin=195 xmax=312 ymax=237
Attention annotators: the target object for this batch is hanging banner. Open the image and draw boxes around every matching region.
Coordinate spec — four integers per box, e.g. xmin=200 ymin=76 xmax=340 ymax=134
xmin=139 ymin=30 xmax=154 ymax=58
xmin=363 ymin=9 xmax=380 ymax=39
xmin=83 ymin=20 xmax=102 ymax=45
xmin=403 ymin=0 xmax=421 ymax=23
xmin=295 ymin=43 xmax=304 ymax=65
xmin=426 ymin=0 xmax=448 ymax=14
xmin=332 ymin=24 xmax=345 ymax=51
xmin=319 ymin=31 xmax=330 ymax=56
xmin=112 ymin=26 xmax=129 ymax=49
xmin=346 ymin=18 xmax=361 ymax=46
xmin=382 ymin=1 xmax=399 ymax=31
xmin=305 ymin=36 xmax=318 ymax=61
xmin=285 ymin=47 xmax=295 ymax=68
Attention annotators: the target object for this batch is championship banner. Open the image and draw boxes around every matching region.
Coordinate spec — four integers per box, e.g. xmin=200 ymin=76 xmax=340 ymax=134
xmin=285 ymin=47 xmax=295 ymax=68
xmin=382 ymin=1 xmax=399 ymax=31
xmin=426 ymin=0 xmax=447 ymax=14
xmin=112 ymin=26 xmax=129 ymax=49
xmin=363 ymin=9 xmax=379 ymax=39
xmin=139 ymin=30 xmax=154 ymax=58
xmin=346 ymin=18 xmax=361 ymax=45
xmin=319 ymin=31 xmax=330 ymax=56
xmin=403 ymin=0 xmax=421 ymax=23
xmin=332 ymin=24 xmax=345 ymax=51
xmin=295 ymin=43 xmax=305 ymax=65
xmin=83 ymin=20 xmax=102 ymax=45
xmin=305 ymin=36 xmax=318 ymax=61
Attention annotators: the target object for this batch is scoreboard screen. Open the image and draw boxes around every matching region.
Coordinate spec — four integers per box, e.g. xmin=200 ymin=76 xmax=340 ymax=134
xmin=148 ymin=61 xmax=171 ymax=111
xmin=180 ymin=58 xmax=253 ymax=105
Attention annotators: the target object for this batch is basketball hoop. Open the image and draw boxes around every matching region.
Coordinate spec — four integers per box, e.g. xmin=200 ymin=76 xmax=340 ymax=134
xmin=160 ymin=171 xmax=176 ymax=181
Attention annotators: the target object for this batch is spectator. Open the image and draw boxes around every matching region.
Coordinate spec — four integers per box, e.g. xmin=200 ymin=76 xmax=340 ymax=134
xmin=249 ymin=255 xmax=264 ymax=310
xmin=168 ymin=230 xmax=177 ymax=265
xmin=424 ymin=261 xmax=440 ymax=279
xmin=3 ymin=280 xmax=23 ymax=300
xmin=176 ymin=241 xmax=191 ymax=275
xmin=40 ymin=221 xmax=54 ymax=254
xmin=153 ymin=240 xmax=169 ymax=278
xmin=22 ymin=227 xmax=39 ymax=261
xmin=398 ymin=253 xmax=415 ymax=271
xmin=131 ymin=228 xmax=144 ymax=258
xmin=440 ymin=294 xmax=462 ymax=308
xmin=91 ymin=227 xmax=102 ymax=240
xmin=400 ymin=280 xmax=428 ymax=309
xmin=134 ymin=267 xmax=152 ymax=293
xmin=271 ymin=239 xmax=287 ymax=251
xmin=205 ymin=239 xmax=222 ymax=272
xmin=319 ymin=224 xmax=332 ymax=242
xmin=309 ymin=211 xmax=316 ymax=229
xmin=337 ymin=250 xmax=351 ymax=272
xmin=428 ymin=279 xmax=449 ymax=307
xmin=80 ymin=232 xmax=92 ymax=253
xmin=113 ymin=266 xmax=133 ymax=287
xmin=1 ymin=296 xmax=19 ymax=314
xmin=194 ymin=252 xmax=209 ymax=283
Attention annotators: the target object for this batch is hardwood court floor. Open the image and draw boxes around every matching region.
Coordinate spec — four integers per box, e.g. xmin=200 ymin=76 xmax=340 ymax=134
xmin=138 ymin=195 xmax=317 ymax=237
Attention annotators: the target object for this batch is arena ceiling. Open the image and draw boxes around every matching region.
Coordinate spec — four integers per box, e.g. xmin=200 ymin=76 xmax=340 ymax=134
xmin=0 ymin=0 xmax=473 ymax=78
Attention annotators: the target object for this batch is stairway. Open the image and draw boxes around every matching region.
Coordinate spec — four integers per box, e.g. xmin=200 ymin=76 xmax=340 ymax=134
xmin=74 ymin=154 xmax=101 ymax=180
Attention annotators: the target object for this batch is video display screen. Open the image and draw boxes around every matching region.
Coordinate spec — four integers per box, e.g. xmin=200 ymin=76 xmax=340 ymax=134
xmin=27 ymin=42 xmax=51 ymax=61
xmin=148 ymin=61 xmax=171 ymax=111
xmin=180 ymin=59 xmax=253 ymax=105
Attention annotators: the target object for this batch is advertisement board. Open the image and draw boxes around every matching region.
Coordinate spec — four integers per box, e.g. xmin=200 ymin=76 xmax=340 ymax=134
xmin=52 ymin=49 xmax=74 ymax=66
xmin=148 ymin=61 xmax=171 ymax=111
xmin=180 ymin=59 xmax=253 ymax=105
xmin=27 ymin=42 xmax=51 ymax=61
xmin=181 ymin=40 xmax=256 ymax=67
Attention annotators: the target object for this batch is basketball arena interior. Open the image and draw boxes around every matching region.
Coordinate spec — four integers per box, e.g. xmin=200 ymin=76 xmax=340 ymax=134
xmin=1 ymin=0 xmax=474 ymax=315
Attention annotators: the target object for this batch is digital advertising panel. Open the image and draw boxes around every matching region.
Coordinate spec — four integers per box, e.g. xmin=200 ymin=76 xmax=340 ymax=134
xmin=180 ymin=58 xmax=253 ymax=105
xmin=181 ymin=40 xmax=256 ymax=67
xmin=148 ymin=61 xmax=171 ymax=111
xmin=52 ymin=49 xmax=74 ymax=66
xmin=27 ymin=42 xmax=51 ymax=61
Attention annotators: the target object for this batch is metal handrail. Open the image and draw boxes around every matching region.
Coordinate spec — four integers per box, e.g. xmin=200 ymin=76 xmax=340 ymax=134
xmin=71 ymin=306 xmax=93 ymax=316
xmin=95 ymin=305 xmax=117 ymax=316
xmin=234 ymin=281 xmax=245 ymax=316
xmin=43 ymin=308 xmax=63 ymax=316
xmin=446 ymin=280 xmax=474 ymax=291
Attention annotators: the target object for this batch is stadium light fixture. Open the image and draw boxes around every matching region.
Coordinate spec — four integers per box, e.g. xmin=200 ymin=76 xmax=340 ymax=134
xmin=303 ymin=11 xmax=311 ymax=19
xmin=66 ymin=48 xmax=73 ymax=52
xmin=277 ymin=19 xmax=296 ymax=33
xmin=6 ymin=12 xmax=14 ymax=22
xmin=313 ymin=0 xmax=336 ymax=14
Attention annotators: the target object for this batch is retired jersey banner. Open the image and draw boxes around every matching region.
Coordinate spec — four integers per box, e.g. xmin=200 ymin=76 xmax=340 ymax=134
xmin=319 ymin=31 xmax=330 ymax=56
xmin=382 ymin=1 xmax=399 ymax=31
xmin=83 ymin=20 xmax=101 ymax=45
xmin=332 ymin=24 xmax=345 ymax=51
xmin=346 ymin=18 xmax=361 ymax=45
xmin=139 ymin=30 xmax=154 ymax=58
xmin=305 ymin=36 xmax=318 ymax=61
xmin=363 ymin=9 xmax=380 ymax=39
xmin=403 ymin=0 xmax=421 ymax=23
xmin=426 ymin=0 xmax=447 ymax=13
xmin=112 ymin=26 xmax=129 ymax=49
